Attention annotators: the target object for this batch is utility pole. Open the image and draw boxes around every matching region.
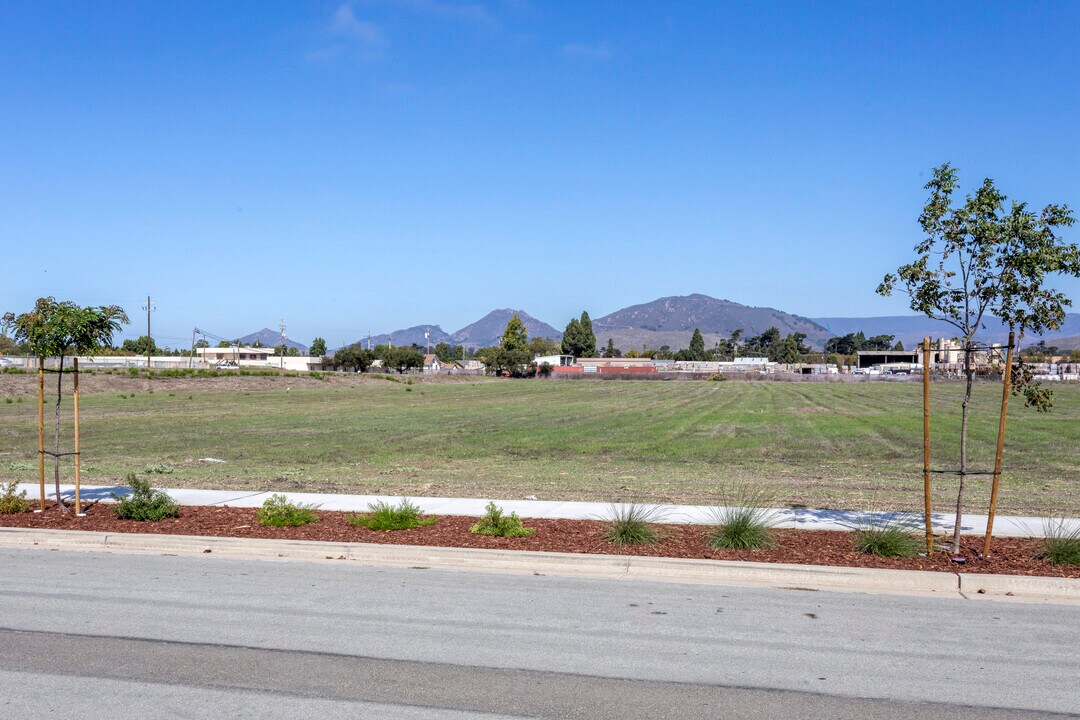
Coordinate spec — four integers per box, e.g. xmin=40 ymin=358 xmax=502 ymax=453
xmin=425 ymin=328 xmax=430 ymax=354
xmin=279 ymin=319 xmax=287 ymax=369
xmin=189 ymin=328 xmax=196 ymax=369
xmin=141 ymin=295 xmax=156 ymax=370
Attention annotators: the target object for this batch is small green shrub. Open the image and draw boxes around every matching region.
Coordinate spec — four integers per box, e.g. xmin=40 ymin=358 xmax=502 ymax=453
xmin=111 ymin=474 xmax=180 ymax=521
xmin=470 ymin=501 xmax=535 ymax=538
xmin=142 ymin=463 xmax=175 ymax=475
xmin=854 ymin=515 xmax=922 ymax=557
xmin=4 ymin=398 xmax=12 ymax=404
xmin=257 ymin=494 xmax=319 ymax=527
xmin=7 ymin=461 xmax=35 ymax=472
xmin=1039 ymin=519 xmax=1080 ymax=566
xmin=708 ymin=508 xmax=776 ymax=550
xmin=349 ymin=498 xmax=437 ymax=531
xmin=605 ymin=502 xmax=667 ymax=545
xmin=706 ymin=486 xmax=778 ymax=550
xmin=709 ymin=373 xmax=726 ymax=382
xmin=128 ymin=367 xmax=140 ymax=377
xmin=0 ymin=481 xmax=34 ymax=514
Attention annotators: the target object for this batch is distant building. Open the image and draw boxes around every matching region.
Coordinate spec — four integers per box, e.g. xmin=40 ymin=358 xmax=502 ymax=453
xmin=534 ymin=354 xmax=575 ymax=367
xmin=196 ymin=347 xmax=275 ymax=362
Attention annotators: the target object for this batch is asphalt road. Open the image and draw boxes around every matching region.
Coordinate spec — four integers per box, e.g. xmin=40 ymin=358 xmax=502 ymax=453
xmin=1 ymin=548 xmax=1078 ymax=719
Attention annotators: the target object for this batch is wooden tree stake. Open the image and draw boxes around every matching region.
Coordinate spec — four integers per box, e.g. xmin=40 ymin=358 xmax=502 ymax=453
xmin=983 ymin=331 xmax=1015 ymax=558
xmin=922 ymin=336 xmax=933 ymax=557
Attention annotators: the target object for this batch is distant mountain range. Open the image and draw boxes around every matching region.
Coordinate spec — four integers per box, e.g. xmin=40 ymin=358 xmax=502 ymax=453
xmin=341 ymin=310 xmax=561 ymax=351
xmin=593 ymin=294 xmax=830 ymax=352
xmin=449 ymin=309 xmax=561 ymax=348
xmin=251 ymin=295 xmax=1080 ymax=356
xmin=811 ymin=314 xmax=1080 ymax=350
xmin=339 ymin=295 xmax=830 ymax=352
xmin=361 ymin=325 xmax=451 ymax=350
xmin=237 ymin=328 xmax=308 ymax=354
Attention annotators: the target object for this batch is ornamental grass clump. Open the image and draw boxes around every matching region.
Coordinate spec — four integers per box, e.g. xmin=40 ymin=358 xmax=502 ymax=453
xmin=854 ymin=514 xmax=922 ymax=558
xmin=1039 ymin=519 xmax=1080 ymax=566
xmin=470 ymin=501 xmax=534 ymax=538
xmin=708 ymin=507 xmax=777 ymax=550
xmin=0 ymin=481 xmax=34 ymax=515
xmin=111 ymin=474 xmax=180 ymax=521
xmin=257 ymin=493 xmax=319 ymax=527
xmin=349 ymin=498 xmax=437 ymax=531
xmin=604 ymin=502 xmax=667 ymax=545
xmin=706 ymin=485 xmax=778 ymax=550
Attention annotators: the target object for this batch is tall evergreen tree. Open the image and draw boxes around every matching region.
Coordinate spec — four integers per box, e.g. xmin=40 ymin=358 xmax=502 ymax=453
xmin=688 ymin=328 xmax=706 ymax=361
xmin=578 ymin=311 xmax=597 ymax=357
xmin=560 ymin=318 xmax=582 ymax=356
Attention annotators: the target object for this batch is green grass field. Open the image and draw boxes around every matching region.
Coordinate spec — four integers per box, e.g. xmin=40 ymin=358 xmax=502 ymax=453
xmin=1 ymin=377 xmax=1077 ymax=515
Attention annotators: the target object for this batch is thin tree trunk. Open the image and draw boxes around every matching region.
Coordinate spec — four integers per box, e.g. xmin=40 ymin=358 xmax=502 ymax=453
xmin=953 ymin=344 xmax=974 ymax=553
xmin=54 ymin=357 xmax=66 ymax=511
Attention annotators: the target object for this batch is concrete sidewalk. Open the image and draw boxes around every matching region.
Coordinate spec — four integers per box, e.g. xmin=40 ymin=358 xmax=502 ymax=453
xmin=16 ymin=483 xmax=1077 ymax=538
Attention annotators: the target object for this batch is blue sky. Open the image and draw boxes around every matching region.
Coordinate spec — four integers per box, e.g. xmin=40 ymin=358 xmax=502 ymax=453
xmin=2 ymin=1 xmax=1078 ymax=348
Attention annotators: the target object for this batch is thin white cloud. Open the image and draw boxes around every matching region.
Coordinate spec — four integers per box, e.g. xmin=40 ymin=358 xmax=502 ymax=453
xmin=560 ymin=42 xmax=614 ymax=61
xmin=308 ymin=3 xmax=388 ymax=64
xmin=331 ymin=4 xmax=387 ymax=47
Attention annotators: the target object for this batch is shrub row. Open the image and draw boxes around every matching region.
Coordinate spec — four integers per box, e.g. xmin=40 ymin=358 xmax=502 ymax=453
xmin=3 ymin=480 xmax=1077 ymax=565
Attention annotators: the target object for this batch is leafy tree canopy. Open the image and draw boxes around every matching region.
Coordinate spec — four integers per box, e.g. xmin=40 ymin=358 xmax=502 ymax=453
xmin=3 ymin=298 xmax=128 ymax=360
xmin=500 ymin=315 xmax=529 ymax=352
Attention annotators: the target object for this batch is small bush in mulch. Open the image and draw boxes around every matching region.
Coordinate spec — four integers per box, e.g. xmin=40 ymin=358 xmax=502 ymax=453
xmin=708 ymin=505 xmax=777 ymax=550
xmin=0 ymin=481 xmax=34 ymax=515
xmin=111 ymin=475 xmax=180 ymax=521
xmin=1039 ymin=519 xmax=1080 ymax=566
xmin=854 ymin=516 xmax=922 ymax=558
xmin=605 ymin=503 xmax=666 ymax=545
xmin=470 ymin=502 xmax=534 ymax=538
xmin=142 ymin=463 xmax=175 ymax=475
xmin=349 ymin=498 xmax=437 ymax=531
xmin=257 ymin=494 xmax=319 ymax=527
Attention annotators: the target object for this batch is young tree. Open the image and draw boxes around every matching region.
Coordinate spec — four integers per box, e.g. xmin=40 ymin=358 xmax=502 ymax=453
xmin=878 ymin=163 xmax=1079 ymax=552
xmin=501 ymin=315 xmax=529 ymax=352
xmin=893 ymin=340 xmax=905 ymax=351
xmin=309 ymin=337 xmax=327 ymax=357
xmin=3 ymin=298 xmax=128 ymax=510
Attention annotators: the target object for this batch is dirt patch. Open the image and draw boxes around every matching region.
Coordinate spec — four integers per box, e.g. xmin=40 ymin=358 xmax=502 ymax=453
xmin=3 ymin=502 xmax=1074 ymax=578
xmin=0 ymin=371 xmax=489 ymax=397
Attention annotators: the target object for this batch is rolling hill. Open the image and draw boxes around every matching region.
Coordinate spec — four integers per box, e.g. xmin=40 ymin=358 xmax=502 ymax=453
xmin=593 ymin=294 xmax=830 ymax=351
xmin=450 ymin=309 xmax=561 ymax=349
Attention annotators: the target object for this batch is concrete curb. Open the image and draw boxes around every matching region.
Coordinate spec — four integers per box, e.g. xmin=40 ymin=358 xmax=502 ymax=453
xmin=3 ymin=527 xmax=1078 ymax=603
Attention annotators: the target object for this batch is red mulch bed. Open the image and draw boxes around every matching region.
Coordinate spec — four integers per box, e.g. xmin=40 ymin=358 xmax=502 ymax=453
xmin=3 ymin=502 xmax=1076 ymax=579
